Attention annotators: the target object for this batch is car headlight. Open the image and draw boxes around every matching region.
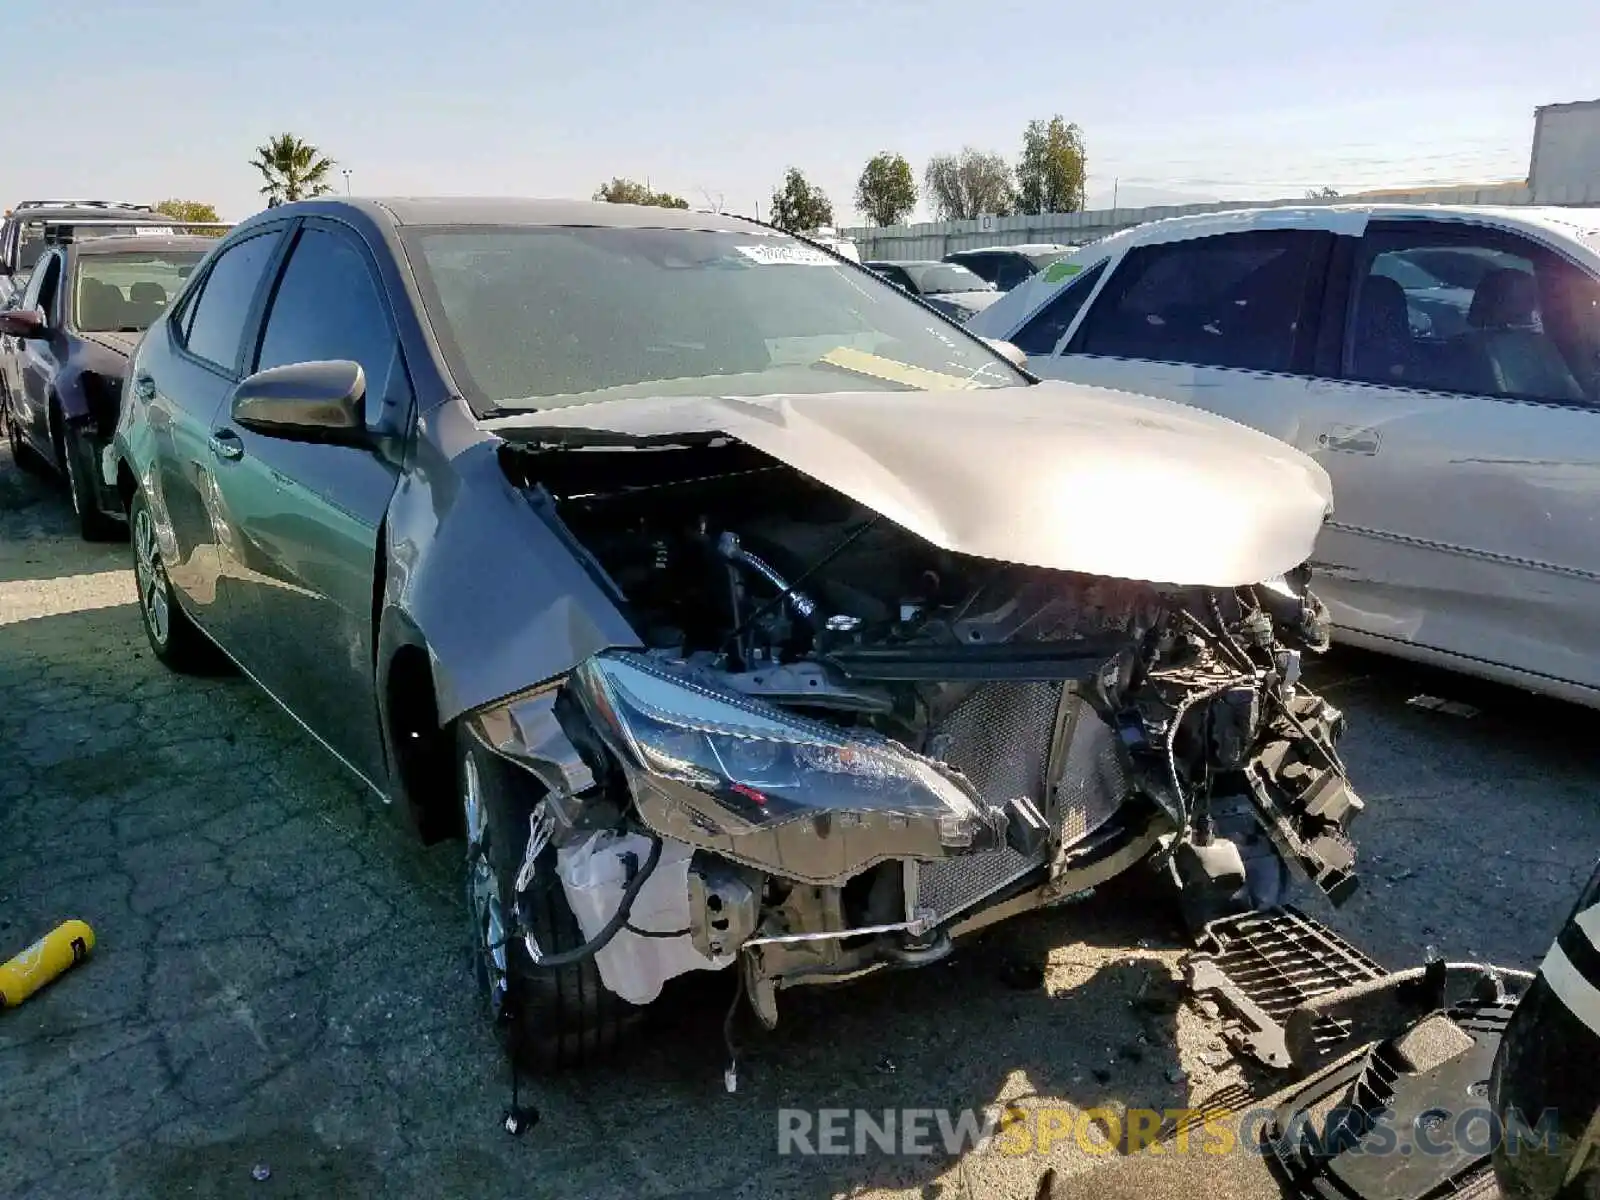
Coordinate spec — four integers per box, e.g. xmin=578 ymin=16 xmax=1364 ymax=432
xmin=572 ymin=651 xmax=987 ymax=844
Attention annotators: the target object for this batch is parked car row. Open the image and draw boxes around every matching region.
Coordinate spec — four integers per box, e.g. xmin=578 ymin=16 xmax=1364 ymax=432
xmin=968 ymin=202 xmax=1600 ymax=709
xmin=0 ymin=200 xmax=229 ymax=537
xmin=1 ymin=193 xmax=1370 ymax=1070
xmin=864 ymin=259 xmax=1003 ymax=321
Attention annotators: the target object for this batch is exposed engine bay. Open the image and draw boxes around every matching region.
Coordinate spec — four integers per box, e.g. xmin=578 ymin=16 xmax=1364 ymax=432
xmin=478 ymin=437 xmax=1365 ymax=1026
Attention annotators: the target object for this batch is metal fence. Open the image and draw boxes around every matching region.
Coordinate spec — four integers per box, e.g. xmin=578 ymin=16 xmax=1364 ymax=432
xmin=839 ymin=181 xmax=1600 ymax=261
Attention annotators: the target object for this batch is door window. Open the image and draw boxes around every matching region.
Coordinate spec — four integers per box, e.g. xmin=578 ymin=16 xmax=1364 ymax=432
xmin=1346 ymin=224 xmax=1600 ymax=404
xmin=22 ymin=251 xmax=61 ymax=319
xmin=1073 ymin=230 xmax=1321 ymax=372
xmin=182 ymin=231 xmax=281 ymax=372
xmin=255 ymin=227 xmax=410 ymax=429
xmin=1012 ymin=259 xmax=1107 ymax=355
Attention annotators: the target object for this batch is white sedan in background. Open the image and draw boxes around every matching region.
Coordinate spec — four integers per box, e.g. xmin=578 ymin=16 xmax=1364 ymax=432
xmin=969 ymin=203 xmax=1600 ymax=709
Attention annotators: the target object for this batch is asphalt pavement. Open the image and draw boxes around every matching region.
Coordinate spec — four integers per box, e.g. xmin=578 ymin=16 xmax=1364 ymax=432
xmin=2 ymin=438 xmax=1596 ymax=1200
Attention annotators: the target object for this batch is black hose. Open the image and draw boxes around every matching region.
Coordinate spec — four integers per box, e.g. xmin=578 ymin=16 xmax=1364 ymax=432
xmin=522 ymin=834 xmax=665 ymax=970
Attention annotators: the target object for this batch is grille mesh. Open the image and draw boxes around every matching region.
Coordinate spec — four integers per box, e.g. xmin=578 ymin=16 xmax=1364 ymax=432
xmin=918 ymin=685 xmax=1128 ymax=922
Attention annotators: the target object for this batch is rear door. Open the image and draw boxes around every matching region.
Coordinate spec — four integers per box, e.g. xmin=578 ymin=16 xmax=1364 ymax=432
xmin=205 ymin=219 xmax=412 ymax=785
xmin=138 ymin=225 xmax=287 ymax=617
xmin=1292 ymin=218 xmax=1600 ymax=690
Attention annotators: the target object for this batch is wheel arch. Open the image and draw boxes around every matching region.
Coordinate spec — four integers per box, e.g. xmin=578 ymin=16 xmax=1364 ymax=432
xmin=377 ymin=607 xmax=459 ymax=844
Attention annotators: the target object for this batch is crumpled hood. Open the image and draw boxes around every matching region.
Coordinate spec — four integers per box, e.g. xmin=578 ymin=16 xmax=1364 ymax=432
xmin=488 ymin=381 xmax=1334 ymax=587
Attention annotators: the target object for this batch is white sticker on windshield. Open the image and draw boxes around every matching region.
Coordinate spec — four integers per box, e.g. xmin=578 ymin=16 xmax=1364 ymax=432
xmin=735 ymin=243 xmax=835 ymax=266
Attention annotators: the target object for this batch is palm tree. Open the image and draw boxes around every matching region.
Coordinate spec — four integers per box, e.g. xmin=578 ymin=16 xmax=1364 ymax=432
xmin=250 ymin=133 xmax=336 ymax=207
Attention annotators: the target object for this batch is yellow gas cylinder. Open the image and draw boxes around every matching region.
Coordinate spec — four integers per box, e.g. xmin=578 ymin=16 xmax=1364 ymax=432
xmin=0 ymin=920 xmax=96 ymax=1008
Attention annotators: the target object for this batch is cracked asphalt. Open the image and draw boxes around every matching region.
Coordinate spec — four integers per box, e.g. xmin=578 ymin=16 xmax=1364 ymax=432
xmin=2 ymin=437 xmax=1597 ymax=1200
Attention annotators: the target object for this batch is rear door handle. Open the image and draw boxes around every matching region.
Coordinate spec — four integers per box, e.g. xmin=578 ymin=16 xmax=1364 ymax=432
xmin=132 ymin=374 xmax=156 ymax=402
xmin=208 ymin=428 xmax=244 ymax=461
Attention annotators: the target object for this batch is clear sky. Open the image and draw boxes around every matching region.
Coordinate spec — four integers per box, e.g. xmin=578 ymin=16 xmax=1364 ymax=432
xmin=7 ymin=0 xmax=1595 ymax=225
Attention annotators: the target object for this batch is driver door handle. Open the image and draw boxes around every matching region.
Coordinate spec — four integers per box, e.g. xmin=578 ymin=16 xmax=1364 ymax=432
xmin=208 ymin=428 xmax=244 ymax=461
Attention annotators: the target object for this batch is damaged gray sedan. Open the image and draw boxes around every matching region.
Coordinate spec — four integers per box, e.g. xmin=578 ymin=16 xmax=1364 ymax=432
xmin=107 ymin=197 xmax=1364 ymax=1068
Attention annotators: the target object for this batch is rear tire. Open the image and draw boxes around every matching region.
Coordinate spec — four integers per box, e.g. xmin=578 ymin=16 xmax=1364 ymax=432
xmin=59 ymin=423 xmax=120 ymax=541
xmin=459 ymin=729 xmax=636 ymax=1070
xmin=129 ymin=487 xmax=219 ymax=673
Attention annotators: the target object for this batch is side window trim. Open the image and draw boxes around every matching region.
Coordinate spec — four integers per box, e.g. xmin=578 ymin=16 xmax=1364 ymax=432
xmin=1311 ymin=233 xmax=1360 ymax=377
xmin=1009 ymin=258 xmax=1109 ymax=356
xmin=173 ymin=221 xmax=295 ymax=378
xmin=1050 ymin=258 xmax=1110 ymax=353
xmin=1002 ymin=252 xmax=1114 ymax=344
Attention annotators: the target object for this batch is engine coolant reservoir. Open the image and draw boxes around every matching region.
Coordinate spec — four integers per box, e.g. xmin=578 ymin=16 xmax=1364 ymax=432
xmin=556 ymin=831 xmax=732 ymax=1004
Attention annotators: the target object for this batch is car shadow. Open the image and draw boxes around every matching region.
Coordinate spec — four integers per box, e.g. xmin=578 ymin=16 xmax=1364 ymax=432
xmin=557 ymin=881 xmax=1281 ymax=1197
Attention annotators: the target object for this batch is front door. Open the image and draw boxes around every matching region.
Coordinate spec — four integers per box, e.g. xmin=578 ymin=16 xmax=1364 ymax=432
xmin=139 ymin=226 xmax=287 ymax=613
xmin=1292 ymin=218 xmax=1600 ymax=691
xmin=205 ymin=220 xmax=410 ymax=786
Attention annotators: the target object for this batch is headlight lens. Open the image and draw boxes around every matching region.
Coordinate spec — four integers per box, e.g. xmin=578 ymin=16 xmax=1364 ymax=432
xmin=574 ymin=651 xmax=983 ymax=830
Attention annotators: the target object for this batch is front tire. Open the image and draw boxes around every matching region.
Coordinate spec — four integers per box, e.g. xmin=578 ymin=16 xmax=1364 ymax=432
xmin=459 ymin=728 xmax=635 ymax=1070
xmin=129 ymin=488 xmax=217 ymax=673
xmin=59 ymin=423 xmax=120 ymax=541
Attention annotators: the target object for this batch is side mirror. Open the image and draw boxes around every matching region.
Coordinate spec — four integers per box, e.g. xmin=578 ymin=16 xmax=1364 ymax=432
xmin=983 ymin=337 xmax=1028 ymax=371
xmin=230 ymin=360 xmax=369 ymax=445
xmin=0 ymin=308 xmax=48 ymax=339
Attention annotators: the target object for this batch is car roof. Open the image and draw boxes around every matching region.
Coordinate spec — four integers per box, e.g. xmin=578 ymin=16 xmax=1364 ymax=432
xmin=1087 ymin=202 xmax=1600 ymax=250
xmin=71 ymin=234 xmax=219 ymax=255
xmin=296 ymin=196 xmax=766 ymax=233
xmin=5 ymin=204 xmax=174 ymax=223
xmin=867 ymin=259 xmax=943 ymax=268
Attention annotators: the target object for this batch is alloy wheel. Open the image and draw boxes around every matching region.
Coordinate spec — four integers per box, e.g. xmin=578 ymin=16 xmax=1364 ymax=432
xmin=132 ymin=507 xmax=171 ymax=646
xmin=462 ymin=754 xmax=510 ymax=1017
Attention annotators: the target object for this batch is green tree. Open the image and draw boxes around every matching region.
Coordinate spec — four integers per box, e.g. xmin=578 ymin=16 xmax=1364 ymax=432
xmin=923 ymin=148 xmax=1014 ymax=221
xmin=593 ymin=177 xmax=690 ymax=209
xmin=1305 ymin=186 xmax=1341 ymax=199
xmin=1015 ymin=117 xmax=1087 ymax=215
xmin=249 ymin=133 xmax=336 ymax=207
xmin=854 ymin=152 xmax=917 ymax=226
xmin=768 ymin=168 xmax=834 ymax=232
xmin=153 ymin=199 xmax=226 ymax=237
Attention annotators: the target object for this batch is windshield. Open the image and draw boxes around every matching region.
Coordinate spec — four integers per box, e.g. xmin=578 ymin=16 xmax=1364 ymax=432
xmin=907 ymin=262 xmax=993 ymax=295
xmin=406 ymin=226 xmax=1025 ymax=411
xmin=73 ymin=250 xmax=205 ymax=333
